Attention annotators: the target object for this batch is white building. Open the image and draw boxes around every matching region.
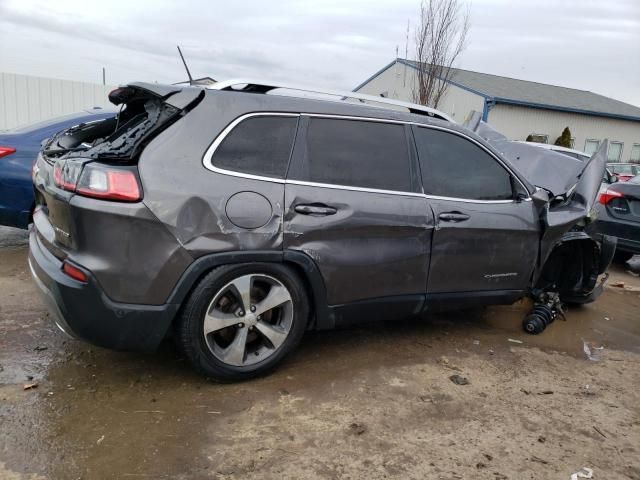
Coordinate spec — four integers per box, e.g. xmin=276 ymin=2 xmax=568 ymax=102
xmin=0 ymin=72 xmax=115 ymax=131
xmin=355 ymin=59 xmax=640 ymax=163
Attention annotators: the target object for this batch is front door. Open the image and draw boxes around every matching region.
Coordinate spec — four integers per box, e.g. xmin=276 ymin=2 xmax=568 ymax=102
xmin=427 ymin=199 xmax=539 ymax=292
xmin=412 ymin=125 xmax=539 ymax=294
xmin=284 ymin=116 xmax=433 ymax=306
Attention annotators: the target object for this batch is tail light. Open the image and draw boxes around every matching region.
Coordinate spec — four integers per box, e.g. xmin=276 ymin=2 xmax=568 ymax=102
xmin=53 ymin=161 xmax=82 ymax=191
xmin=0 ymin=146 xmax=16 ymax=158
xmin=62 ymin=261 xmax=88 ymax=283
xmin=598 ymin=188 xmax=624 ymax=205
xmin=76 ymin=167 xmax=141 ymax=201
xmin=53 ymin=160 xmax=141 ymax=202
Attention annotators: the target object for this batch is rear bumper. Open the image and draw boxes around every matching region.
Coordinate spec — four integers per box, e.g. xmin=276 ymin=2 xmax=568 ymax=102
xmin=28 ymin=230 xmax=178 ymax=352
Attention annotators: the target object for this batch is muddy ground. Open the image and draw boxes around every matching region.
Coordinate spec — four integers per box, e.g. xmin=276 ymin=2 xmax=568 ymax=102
xmin=1 ymin=226 xmax=639 ymax=480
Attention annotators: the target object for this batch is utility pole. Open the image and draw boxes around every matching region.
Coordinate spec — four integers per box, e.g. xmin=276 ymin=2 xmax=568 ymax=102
xmin=102 ymin=67 xmax=106 ymax=86
xmin=404 ymin=19 xmax=409 ymax=87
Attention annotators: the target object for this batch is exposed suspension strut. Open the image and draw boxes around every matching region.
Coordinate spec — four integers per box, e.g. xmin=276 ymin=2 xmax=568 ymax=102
xmin=523 ymin=291 xmax=565 ymax=334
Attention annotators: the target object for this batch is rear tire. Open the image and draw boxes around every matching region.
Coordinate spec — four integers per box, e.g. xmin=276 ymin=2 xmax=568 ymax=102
xmin=176 ymin=263 xmax=309 ymax=381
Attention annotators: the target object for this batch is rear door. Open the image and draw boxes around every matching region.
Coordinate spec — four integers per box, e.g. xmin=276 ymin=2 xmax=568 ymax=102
xmin=412 ymin=125 xmax=539 ymax=294
xmin=284 ymin=115 xmax=433 ymax=307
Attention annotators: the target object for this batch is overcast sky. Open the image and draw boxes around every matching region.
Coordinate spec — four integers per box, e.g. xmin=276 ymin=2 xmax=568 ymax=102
xmin=1 ymin=0 xmax=639 ymax=107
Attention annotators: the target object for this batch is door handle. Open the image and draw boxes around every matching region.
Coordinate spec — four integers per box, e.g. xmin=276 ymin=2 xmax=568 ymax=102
xmin=438 ymin=212 xmax=470 ymax=222
xmin=294 ymin=204 xmax=337 ymax=216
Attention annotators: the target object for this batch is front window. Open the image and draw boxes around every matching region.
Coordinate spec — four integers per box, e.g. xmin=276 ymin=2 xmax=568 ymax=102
xmin=630 ymin=143 xmax=640 ymax=162
xmin=413 ymin=127 xmax=515 ymax=201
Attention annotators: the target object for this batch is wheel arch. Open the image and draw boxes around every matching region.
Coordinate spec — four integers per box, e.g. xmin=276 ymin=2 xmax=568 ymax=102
xmin=166 ymin=249 xmax=332 ymax=330
xmin=533 ymin=231 xmax=616 ymax=303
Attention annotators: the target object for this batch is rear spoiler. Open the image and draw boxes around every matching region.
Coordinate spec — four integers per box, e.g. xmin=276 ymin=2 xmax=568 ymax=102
xmin=109 ymin=82 xmax=203 ymax=110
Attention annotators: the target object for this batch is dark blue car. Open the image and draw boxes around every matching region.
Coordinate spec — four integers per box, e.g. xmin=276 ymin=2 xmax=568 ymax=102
xmin=0 ymin=109 xmax=115 ymax=229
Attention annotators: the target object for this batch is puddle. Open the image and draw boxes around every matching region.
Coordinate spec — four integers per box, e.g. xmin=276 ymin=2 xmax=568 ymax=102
xmin=0 ymin=226 xmax=28 ymax=248
xmin=480 ymin=293 xmax=640 ymax=357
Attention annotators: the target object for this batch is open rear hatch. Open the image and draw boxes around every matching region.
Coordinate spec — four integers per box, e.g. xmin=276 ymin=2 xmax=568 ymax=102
xmin=33 ymin=83 xmax=203 ymax=254
xmin=41 ymin=82 xmax=202 ymax=162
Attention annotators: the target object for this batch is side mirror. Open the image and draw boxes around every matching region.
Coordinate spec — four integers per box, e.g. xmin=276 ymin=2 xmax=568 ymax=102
xmin=515 ymin=192 xmax=529 ymax=203
xmin=531 ymin=188 xmax=550 ymax=206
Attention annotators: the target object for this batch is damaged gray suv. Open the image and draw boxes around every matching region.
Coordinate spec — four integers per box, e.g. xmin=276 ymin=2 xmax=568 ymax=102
xmin=29 ymin=80 xmax=615 ymax=381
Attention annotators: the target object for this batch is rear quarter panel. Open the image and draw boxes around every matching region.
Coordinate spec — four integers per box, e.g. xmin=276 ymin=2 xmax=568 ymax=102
xmin=138 ymin=93 xmax=285 ymax=257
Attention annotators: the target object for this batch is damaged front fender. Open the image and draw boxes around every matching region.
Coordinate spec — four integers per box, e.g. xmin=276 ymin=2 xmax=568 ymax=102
xmin=464 ymin=112 xmax=612 ymax=302
xmin=534 ymin=231 xmax=616 ymax=303
xmin=539 ymin=140 xmax=609 ymax=267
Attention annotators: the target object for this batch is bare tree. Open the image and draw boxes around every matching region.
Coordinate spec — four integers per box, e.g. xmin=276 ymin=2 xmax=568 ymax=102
xmin=413 ymin=0 xmax=470 ymax=108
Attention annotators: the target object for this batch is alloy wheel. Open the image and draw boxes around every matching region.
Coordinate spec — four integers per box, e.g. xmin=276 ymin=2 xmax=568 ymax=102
xmin=202 ymin=274 xmax=294 ymax=367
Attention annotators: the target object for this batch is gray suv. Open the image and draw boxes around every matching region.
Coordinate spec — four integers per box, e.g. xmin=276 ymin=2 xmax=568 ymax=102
xmin=29 ymin=81 xmax=615 ymax=380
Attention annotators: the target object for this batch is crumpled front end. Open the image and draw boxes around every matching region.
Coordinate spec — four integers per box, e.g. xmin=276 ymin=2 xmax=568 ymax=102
xmin=533 ymin=231 xmax=616 ymax=304
xmin=464 ymin=112 xmax=614 ymax=303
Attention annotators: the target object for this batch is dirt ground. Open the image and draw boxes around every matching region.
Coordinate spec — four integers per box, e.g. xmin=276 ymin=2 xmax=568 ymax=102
xmin=1 ymin=226 xmax=639 ymax=480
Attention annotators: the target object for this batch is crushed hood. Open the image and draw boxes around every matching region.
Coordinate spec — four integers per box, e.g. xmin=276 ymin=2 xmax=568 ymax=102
xmin=463 ymin=111 xmax=607 ymax=201
xmin=463 ymin=111 xmax=609 ymax=268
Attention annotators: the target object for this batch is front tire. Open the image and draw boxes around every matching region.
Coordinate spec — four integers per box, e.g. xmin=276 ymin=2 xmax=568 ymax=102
xmin=177 ymin=263 xmax=309 ymax=381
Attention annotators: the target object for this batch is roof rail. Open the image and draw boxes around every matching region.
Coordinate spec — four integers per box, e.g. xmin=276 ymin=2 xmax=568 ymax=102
xmin=207 ymin=79 xmax=454 ymax=122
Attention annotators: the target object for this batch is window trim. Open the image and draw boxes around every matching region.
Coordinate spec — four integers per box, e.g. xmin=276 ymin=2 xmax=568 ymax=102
xmin=203 ymin=112 xmax=299 ymax=184
xmin=630 ymin=143 xmax=640 ymax=162
xmin=202 ymin=112 xmax=531 ymax=203
xmin=411 ymin=124 xmax=525 ymax=202
xmin=290 ymin=114 xmax=420 ymax=194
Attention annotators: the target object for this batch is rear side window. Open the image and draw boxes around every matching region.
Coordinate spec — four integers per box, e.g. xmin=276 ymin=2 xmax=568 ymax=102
xmin=212 ymin=115 xmax=298 ymax=178
xmin=414 ymin=127 xmax=514 ymax=200
xmin=290 ymin=117 xmax=413 ymax=192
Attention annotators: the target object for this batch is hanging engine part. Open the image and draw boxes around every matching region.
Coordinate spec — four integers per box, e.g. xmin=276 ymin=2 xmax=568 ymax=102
xmin=523 ymin=291 xmax=565 ymax=334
